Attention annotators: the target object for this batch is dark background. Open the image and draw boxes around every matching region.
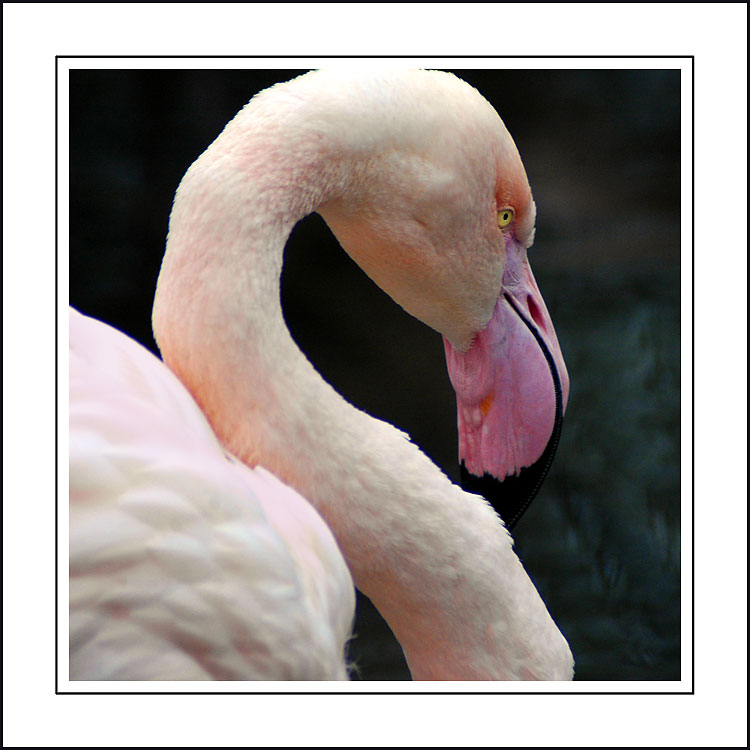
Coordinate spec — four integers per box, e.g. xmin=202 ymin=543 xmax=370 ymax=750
xmin=68 ymin=67 xmax=682 ymax=681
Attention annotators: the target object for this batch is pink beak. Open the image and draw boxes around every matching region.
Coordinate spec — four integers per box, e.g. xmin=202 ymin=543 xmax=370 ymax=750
xmin=443 ymin=240 xmax=569 ymax=528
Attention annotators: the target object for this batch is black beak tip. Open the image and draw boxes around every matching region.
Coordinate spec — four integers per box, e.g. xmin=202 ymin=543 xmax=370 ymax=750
xmin=460 ymin=458 xmax=552 ymax=530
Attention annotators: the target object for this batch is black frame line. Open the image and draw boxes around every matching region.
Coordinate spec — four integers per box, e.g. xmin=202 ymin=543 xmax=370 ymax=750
xmin=56 ymin=54 xmax=693 ymax=696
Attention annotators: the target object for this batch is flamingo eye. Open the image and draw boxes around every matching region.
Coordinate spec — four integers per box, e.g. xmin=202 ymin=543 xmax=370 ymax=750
xmin=497 ymin=207 xmax=515 ymax=229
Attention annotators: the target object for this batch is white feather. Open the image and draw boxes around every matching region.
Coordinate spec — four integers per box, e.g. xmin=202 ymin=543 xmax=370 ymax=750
xmin=70 ymin=309 xmax=354 ymax=680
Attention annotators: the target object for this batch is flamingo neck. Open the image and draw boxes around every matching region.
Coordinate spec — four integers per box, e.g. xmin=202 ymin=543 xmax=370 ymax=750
xmin=153 ymin=101 xmax=572 ymax=681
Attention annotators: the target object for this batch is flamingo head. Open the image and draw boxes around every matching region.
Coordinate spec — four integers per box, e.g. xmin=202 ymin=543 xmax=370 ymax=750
xmin=312 ymin=70 xmax=569 ymax=528
xmin=175 ymin=68 xmax=569 ymax=529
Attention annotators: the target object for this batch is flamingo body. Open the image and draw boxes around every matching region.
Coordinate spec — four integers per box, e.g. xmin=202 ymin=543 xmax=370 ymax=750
xmin=70 ymin=309 xmax=353 ymax=679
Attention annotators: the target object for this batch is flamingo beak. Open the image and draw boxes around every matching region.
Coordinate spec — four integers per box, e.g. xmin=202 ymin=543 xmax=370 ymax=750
xmin=443 ymin=244 xmax=569 ymax=529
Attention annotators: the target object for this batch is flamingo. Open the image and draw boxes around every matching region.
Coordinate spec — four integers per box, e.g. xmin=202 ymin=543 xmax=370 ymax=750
xmin=69 ymin=68 xmax=573 ymax=681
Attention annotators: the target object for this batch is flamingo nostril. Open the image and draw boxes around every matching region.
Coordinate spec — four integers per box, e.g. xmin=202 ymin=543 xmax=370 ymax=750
xmin=527 ymin=295 xmax=546 ymax=332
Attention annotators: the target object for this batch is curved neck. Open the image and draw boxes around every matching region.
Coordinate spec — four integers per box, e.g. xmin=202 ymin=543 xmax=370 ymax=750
xmin=153 ymin=103 xmax=572 ymax=680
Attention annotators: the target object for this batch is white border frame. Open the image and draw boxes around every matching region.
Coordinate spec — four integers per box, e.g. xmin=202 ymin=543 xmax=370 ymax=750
xmin=56 ymin=55 xmax=693 ymax=696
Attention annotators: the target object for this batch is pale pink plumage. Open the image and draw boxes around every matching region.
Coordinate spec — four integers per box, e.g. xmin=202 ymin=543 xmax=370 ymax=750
xmin=70 ymin=308 xmax=353 ymax=679
xmin=70 ymin=69 xmax=574 ymax=681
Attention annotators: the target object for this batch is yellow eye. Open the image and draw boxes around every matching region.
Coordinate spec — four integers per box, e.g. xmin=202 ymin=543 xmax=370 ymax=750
xmin=497 ymin=207 xmax=515 ymax=229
